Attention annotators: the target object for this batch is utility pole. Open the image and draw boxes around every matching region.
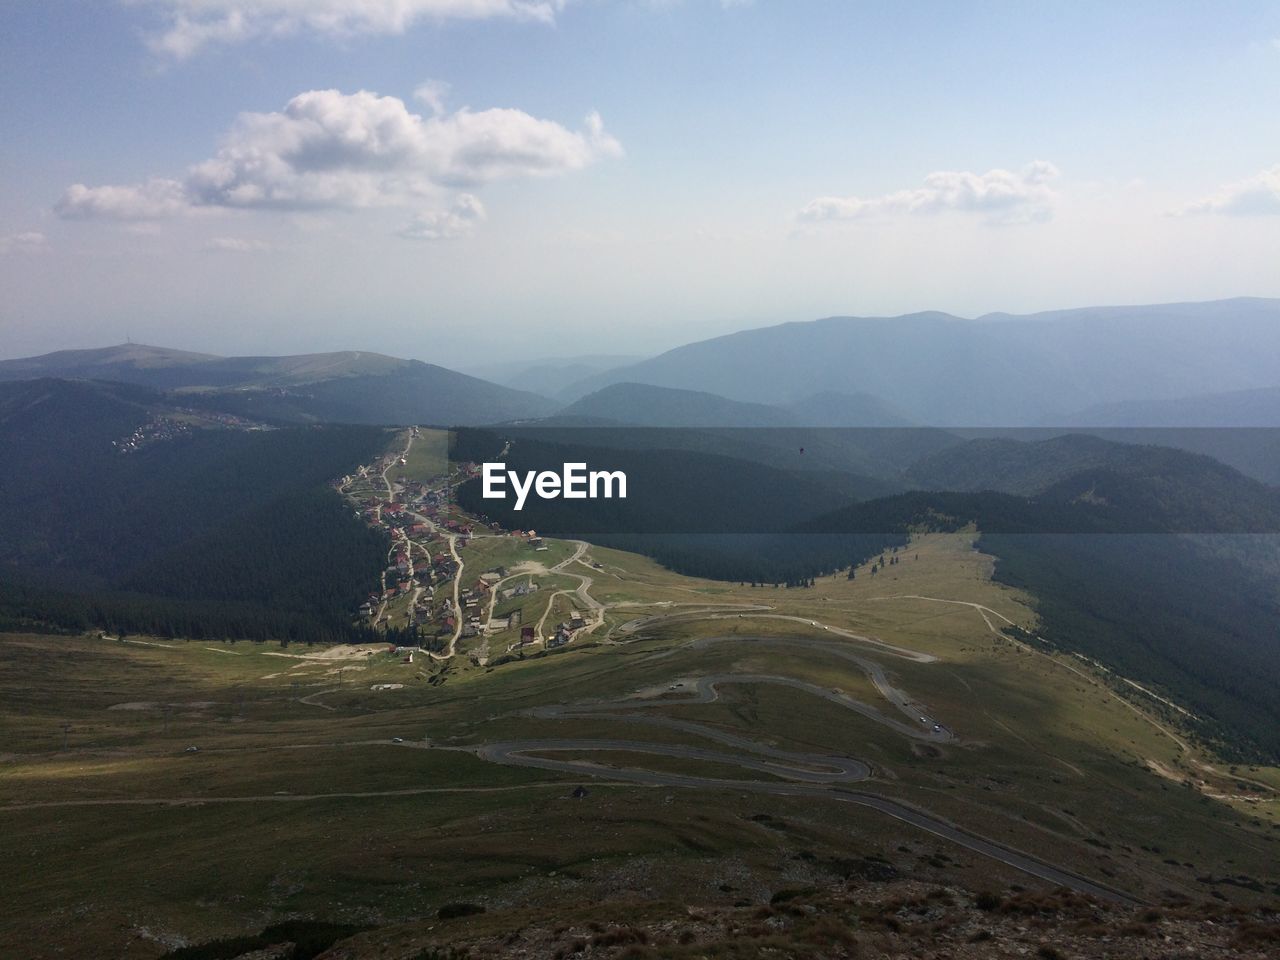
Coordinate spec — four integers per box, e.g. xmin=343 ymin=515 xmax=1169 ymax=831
xmin=60 ymin=722 xmax=71 ymax=751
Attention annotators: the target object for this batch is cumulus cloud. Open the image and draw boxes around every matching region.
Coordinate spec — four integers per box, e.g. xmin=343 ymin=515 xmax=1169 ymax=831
xmin=0 ymin=231 xmax=49 ymax=254
xmin=56 ymin=179 xmax=189 ymax=220
xmin=398 ymin=193 xmax=486 ymax=240
xmin=1177 ymin=165 xmax=1280 ymax=216
xmin=798 ymin=161 xmax=1061 ymax=226
xmin=56 ymin=89 xmax=621 ymax=221
xmin=133 ymin=0 xmax=568 ymax=58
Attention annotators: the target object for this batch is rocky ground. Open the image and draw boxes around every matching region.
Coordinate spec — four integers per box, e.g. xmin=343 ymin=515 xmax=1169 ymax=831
xmin=303 ymin=879 xmax=1280 ymax=960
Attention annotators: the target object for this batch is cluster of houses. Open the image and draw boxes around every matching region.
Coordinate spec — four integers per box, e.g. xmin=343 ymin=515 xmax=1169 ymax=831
xmin=174 ymin=407 xmax=264 ymax=430
xmin=339 ymin=448 xmax=596 ymax=652
xmin=339 ymin=465 xmax=467 ymax=635
xmin=112 ymin=416 xmax=194 ymax=453
xmin=548 ymin=611 xmax=588 ymax=648
xmin=509 ymin=530 xmax=546 ymax=551
xmin=114 ymin=409 xmax=270 ymax=455
xmin=454 ymin=567 xmax=526 ymax=636
xmin=498 ymin=580 xmax=538 ymax=602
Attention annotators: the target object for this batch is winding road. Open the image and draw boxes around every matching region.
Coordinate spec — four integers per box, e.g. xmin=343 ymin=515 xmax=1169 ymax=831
xmin=330 ymin=437 xmax=1142 ymax=905
xmin=528 ymin=540 xmax=607 ymax=644
xmin=468 ymin=633 xmax=1133 ymax=904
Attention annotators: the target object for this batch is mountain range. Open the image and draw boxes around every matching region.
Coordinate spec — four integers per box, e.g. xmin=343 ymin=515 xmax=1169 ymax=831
xmin=7 ymin=297 xmax=1280 ymax=432
xmin=0 ymin=344 xmax=552 ymax=426
xmin=555 ymin=297 xmax=1280 ymax=425
xmin=460 ymin=354 xmax=645 ymax=400
xmin=7 ymin=336 xmax=1280 ymax=759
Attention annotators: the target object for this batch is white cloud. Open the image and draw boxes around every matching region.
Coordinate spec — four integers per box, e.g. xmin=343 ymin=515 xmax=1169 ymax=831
xmin=132 ymin=0 xmax=568 ymax=58
xmin=56 ymin=89 xmax=621 ymax=220
xmin=413 ymin=79 xmax=451 ymax=117
xmin=428 ymin=106 xmax=622 ymax=187
xmin=204 ymin=236 xmax=273 ymax=252
xmin=398 ymin=193 xmax=486 ymax=240
xmin=0 ymin=231 xmax=49 ymax=254
xmin=1177 ymin=165 xmax=1280 ymax=216
xmin=56 ymin=179 xmax=189 ymax=220
xmin=798 ymin=161 xmax=1061 ymax=226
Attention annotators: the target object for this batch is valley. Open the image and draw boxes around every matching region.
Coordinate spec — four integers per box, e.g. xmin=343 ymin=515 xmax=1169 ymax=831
xmin=9 ymin=4 xmax=1280 ymax=953
xmin=4 ymin=425 xmax=1277 ymax=956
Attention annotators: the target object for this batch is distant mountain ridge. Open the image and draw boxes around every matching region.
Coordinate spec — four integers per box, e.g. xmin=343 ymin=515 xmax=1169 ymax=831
xmin=905 ymin=432 xmax=1280 ymax=533
xmin=557 ymin=383 xmax=795 ymax=427
xmin=781 ymin=390 xmax=914 ymax=428
xmin=462 ymin=354 xmax=645 ymax=400
xmin=0 ymin=343 xmax=408 ymax=388
xmin=0 ymin=343 xmax=554 ymax=426
xmin=9 ymin=296 xmax=1280 ymax=429
xmin=557 ymin=382 xmax=911 ymax=428
xmin=907 ymin=433 xmax=1214 ymax=495
xmin=1066 ymin=384 xmax=1280 ymax=427
xmin=557 ymin=298 xmax=1280 ymax=426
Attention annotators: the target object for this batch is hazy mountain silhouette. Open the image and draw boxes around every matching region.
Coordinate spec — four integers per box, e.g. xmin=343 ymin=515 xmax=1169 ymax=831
xmin=1066 ymin=384 xmax=1280 ymax=427
xmin=0 ymin=344 xmax=554 ymax=425
xmin=559 ymin=298 xmax=1280 ymax=426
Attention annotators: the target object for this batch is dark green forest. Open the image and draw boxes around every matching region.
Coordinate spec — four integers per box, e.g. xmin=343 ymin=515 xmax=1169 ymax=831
xmin=451 ymin=427 xmax=904 ymax=583
xmin=586 ymin=532 xmax=905 ymax=586
xmin=986 ymin=532 xmax=1280 ymax=763
xmin=452 ymin=426 xmax=856 ymax=533
xmin=0 ymin=379 xmax=391 ymax=643
xmin=806 ymin=489 xmax=1280 ymax=762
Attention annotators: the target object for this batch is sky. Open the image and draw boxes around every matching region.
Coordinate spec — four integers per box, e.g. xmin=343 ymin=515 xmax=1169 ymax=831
xmin=2 ymin=1 xmax=1280 ymax=368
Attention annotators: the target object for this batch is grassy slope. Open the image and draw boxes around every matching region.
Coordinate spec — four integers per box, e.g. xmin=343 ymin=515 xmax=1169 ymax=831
xmin=2 ymin=532 xmax=1277 ymax=956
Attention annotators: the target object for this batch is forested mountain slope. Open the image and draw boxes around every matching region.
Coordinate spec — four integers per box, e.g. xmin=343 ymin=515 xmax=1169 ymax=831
xmin=0 ymin=344 xmax=554 ymax=425
xmin=0 ymin=378 xmax=389 ymax=643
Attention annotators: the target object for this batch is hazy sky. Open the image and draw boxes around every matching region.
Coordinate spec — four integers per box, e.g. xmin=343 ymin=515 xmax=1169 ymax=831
xmin=3 ymin=1 xmax=1280 ymax=367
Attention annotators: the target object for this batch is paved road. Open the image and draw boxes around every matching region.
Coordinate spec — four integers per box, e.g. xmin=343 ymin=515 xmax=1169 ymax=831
xmin=462 ymin=626 xmax=1143 ymax=904
xmin=615 ymin=609 xmax=936 ymax=663
xmin=528 ymin=658 xmax=950 ymax=746
xmin=1 ymin=780 xmax=570 ymax=811
xmin=329 ymin=448 xmax=1139 ymax=903
xmin=478 ymin=738 xmax=867 ymax=784
xmin=553 ymin=541 xmax=607 ymax=635
xmin=476 ymin=738 xmax=1135 ymax=905
xmin=421 ymin=533 xmax=466 ymax=660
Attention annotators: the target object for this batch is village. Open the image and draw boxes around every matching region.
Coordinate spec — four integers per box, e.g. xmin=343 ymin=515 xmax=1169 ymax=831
xmin=334 ymin=427 xmax=602 ymax=666
xmin=112 ymin=408 xmax=268 ymax=453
